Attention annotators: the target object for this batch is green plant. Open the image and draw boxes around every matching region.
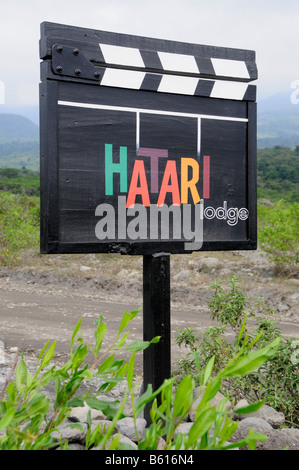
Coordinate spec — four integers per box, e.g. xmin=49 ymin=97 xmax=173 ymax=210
xmin=0 ymin=191 xmax=39 ymax=265
xmin=0 ymin=308 xmax=159 ymax=450
xmin=258 ymin=200 xmax=298 ymax=267
xmin=137 ymin=335 xmax=279 ymax=450
xmin=174 ymin=278 xmax=299 ymax=426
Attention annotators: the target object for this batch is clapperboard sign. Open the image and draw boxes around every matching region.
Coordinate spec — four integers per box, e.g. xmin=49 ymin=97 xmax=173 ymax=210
xmin=39 ymin=22 xmax=257 ymax=415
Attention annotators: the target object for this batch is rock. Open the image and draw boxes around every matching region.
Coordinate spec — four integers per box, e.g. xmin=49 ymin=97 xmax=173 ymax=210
xmin=115 ymin=417 xmax=147 ymax=442
xmin=80 ymin=265 xmax=92 ymax=272
xmin=230 ymin=417 xmax=273 ymax=446
xmin=175 ymin=422 xmax=193 ymax=436
xmin=51 ymin=423 xmax=88 ymax=445
xmin=68 ymin=402 xmax=105 ymax=423
xmin=189 ymin=387 xmax=231 ymax=422
xmin=260 ymin=428 xmax=299 ymax=451
xmin=199 ymin=257 xmax=220 ymax=270
xmin=173 ymin=270 xmax=190 ymax=282
xmin=0 ymin=340 xmax=6 ymax=365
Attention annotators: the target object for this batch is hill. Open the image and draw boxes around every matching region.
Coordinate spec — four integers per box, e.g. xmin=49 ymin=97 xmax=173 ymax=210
xmin=0 ymin=114 xmax=39 ymax=170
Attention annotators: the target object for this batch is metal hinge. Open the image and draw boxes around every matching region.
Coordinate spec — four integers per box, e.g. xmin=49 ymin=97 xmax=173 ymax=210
xmin=51 ymin=44 xmax=102 ymax=81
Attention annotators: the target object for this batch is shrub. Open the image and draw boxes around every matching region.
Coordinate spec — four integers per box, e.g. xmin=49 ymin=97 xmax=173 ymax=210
xmin=257 ymin=200 xmax=299 ymax=267
xmin=174 ymin=278 xmax=299 ymax=427
xmin=0 ymin=307 xmax=280 ymax=450
xmin=0 ymin=191 xmax=39 ymax=265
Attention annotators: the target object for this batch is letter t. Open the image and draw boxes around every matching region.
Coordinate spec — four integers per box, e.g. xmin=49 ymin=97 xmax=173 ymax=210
xmin=137 ymin=147 xmax=168 ymax=193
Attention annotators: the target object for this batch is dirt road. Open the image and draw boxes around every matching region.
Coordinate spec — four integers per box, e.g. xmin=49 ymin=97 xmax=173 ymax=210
xmin=0 ymin=251 xmax=298 ymax=375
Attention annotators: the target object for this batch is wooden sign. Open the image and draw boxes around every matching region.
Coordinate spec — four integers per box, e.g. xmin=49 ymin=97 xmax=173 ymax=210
xmin=40 ymin=22 xmax=257 ymax=255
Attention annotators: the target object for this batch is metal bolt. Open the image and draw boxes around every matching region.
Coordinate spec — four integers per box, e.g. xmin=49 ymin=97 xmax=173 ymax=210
xmin=56 ymin=66 xmax=63 ymax=72
xmin=94 ymin=71 xmax=101 ymax=78
xmin=73 ymin=48 xmax=79 ymax=55
xmin=74 ymin=68 xmax=82 ymax=75
xmin=56 ymin=45 xmax=63 ymax=53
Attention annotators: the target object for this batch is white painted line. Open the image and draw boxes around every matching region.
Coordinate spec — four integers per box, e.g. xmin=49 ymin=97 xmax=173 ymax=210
xmin=58 ymin=100 xmax=248 ymax=123
xmin=211 ymin=81 xmax=248 ymax=100
xmin=158 ymin=75 xmax=199 ymax=95
xmin=99 ymin=43 xmax=145 ymax=68
xmin=158 ymin=51 xmax=199 ymax=74
xmin=101 ymin=68 xmax=146 ymax=90
xmin=211 ymin=58 xmax=250 ymax=79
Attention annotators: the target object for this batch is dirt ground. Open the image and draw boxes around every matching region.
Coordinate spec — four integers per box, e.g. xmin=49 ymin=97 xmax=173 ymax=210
xmin=0 ymin=247 xmax=298 ymax=375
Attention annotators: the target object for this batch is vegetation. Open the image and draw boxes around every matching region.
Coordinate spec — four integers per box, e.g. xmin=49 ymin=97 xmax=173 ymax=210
xmin=257 ymin=146 xmax=299 ymax=203
xmin=0 ymin=167 xmax=39 ymax=196
xmin=258 ymin=200 xmax=298 ymax=267
xmin=0 ymin=308 xmax=279 ymax=450
xmin=174 ymin=277 xmax=299 ymax=427
xmin=0 ymin=191 xmax=39 ymax=265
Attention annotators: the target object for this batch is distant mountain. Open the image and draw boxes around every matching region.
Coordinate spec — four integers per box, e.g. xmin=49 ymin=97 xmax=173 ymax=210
xmin=0 ymin=114 xmax=39 ymax=143
xmin=0 ymin=114 xmax=39 ymax=170
xmin=0 ymin=90 xmax=299 ymax=170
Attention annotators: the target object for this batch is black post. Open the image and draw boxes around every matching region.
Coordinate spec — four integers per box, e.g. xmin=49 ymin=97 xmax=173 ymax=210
xmin=143 ymin=253 xmax=171 ymax=424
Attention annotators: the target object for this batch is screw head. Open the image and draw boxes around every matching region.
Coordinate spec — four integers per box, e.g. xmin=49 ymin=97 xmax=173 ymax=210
xmin=74 ymin=68 xmax=82 ymax=75
xmin=56 ymin=66 xmax=63 ymax=72
xmin=56 ymin=45 xmax=63 ymax=53
xmin=73 ymin=48 xmax=79 ymax=56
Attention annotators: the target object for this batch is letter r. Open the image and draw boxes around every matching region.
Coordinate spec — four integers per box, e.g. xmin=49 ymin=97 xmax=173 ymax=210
xmin=105 ymin=144 xmax=127 ymax=195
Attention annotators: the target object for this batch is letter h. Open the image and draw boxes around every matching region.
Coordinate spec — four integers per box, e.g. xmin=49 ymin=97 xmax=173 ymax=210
xmin=105 ymin=144 xmax=127 ymax=195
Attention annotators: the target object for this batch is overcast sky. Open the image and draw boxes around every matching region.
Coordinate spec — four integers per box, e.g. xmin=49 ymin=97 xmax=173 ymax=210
xmin=0 ymin=0 xmax=298 ymax=107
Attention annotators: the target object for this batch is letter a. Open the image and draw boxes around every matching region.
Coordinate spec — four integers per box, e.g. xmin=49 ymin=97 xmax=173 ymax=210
xmin=126 ymin=160 xmax=150 ymax=208
xmin=157 ymin=160 xmax=180 ymax=206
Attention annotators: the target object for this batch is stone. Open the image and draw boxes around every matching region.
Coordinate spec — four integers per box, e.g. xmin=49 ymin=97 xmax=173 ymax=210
xmin=189 ymin=387 xmax=231 ymax=422
xmin=68 ymin=402 xmax=105 ymax=423
xmin=51 ymin=423 xmax=88 ymax=445
xmin=230 ymin=417 xmax=273 ymax=445
xmin=199 ymin=257 xmax=219 ymax=270
xmin=260 ymin=428 xmax=299 ymax=451
xmin=248 ymin=405 xmax=285 ymax=429
xmin=80 ymin=266 xmax=92 ymax=272
xmin=173 ymin=270 xmax=190 ymax=282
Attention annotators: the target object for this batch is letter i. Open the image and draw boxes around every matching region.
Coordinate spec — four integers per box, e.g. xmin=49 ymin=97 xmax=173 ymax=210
xmin=203 ymin=155 xmax=210 ymax=199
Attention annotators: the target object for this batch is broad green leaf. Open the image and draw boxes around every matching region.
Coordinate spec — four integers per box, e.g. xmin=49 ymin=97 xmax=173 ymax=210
xmin=119 ymin=336 xmax=160 ymax=352
xmin=85 ymin=396 xmax=119 ymax=411
xmin=94 ymin=322 xmax=107 ymax=354
xmin=118 ymin=309 xmax=140 ymax=335
xmin=173 ymin=375 xmax=193 ymax=419
xmin=40 ymin=341 xmax=56 ymax=369
xmin=234 ymin=400 xmax=265 ymax=415
xmin=115 ymin=332 xmax=129 ymax=349
xmin=0 ymin=408 xmax=15 ymax=431
xmin=203 ymin=356 xmax=215 ymax=385
xmin=127 ymin=351 xmax=135 ymax=389
xmin=186 ymin=407 xmax=216 ymax=447
xmin=220 ymin=338 xmax=280 ymax=378
xmin=98 ymin=354 xmax=115 ymax=373
xmin=15 ymin=357 xmax=27 ymax=390
xmin=70 ymin=318 xmax=82 ymax=352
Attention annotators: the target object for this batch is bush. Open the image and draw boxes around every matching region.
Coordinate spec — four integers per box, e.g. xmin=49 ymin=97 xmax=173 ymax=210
xmin=0 ymin=191 xmax=39 ymax=265
xmin=0 ymin=307 xmax=280 ymax=450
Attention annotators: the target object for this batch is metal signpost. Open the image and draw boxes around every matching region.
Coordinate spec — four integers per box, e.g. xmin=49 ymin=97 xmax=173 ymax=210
xmin=39 ymin=22 xmax=257 ymax=421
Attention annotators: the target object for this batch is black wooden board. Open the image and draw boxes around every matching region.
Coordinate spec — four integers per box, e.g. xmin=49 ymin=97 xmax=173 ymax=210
xmin=40 ymin=22 xmax=257 ymax=256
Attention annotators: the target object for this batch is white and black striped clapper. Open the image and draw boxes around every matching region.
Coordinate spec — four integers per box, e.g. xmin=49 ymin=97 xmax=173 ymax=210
xmin=41 ymin=22 xmax=257 ymax=102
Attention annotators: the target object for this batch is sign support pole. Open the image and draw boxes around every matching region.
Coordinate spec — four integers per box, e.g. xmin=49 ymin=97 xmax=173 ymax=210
xmin=143 ymin=253 xmax=171 ymax=423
